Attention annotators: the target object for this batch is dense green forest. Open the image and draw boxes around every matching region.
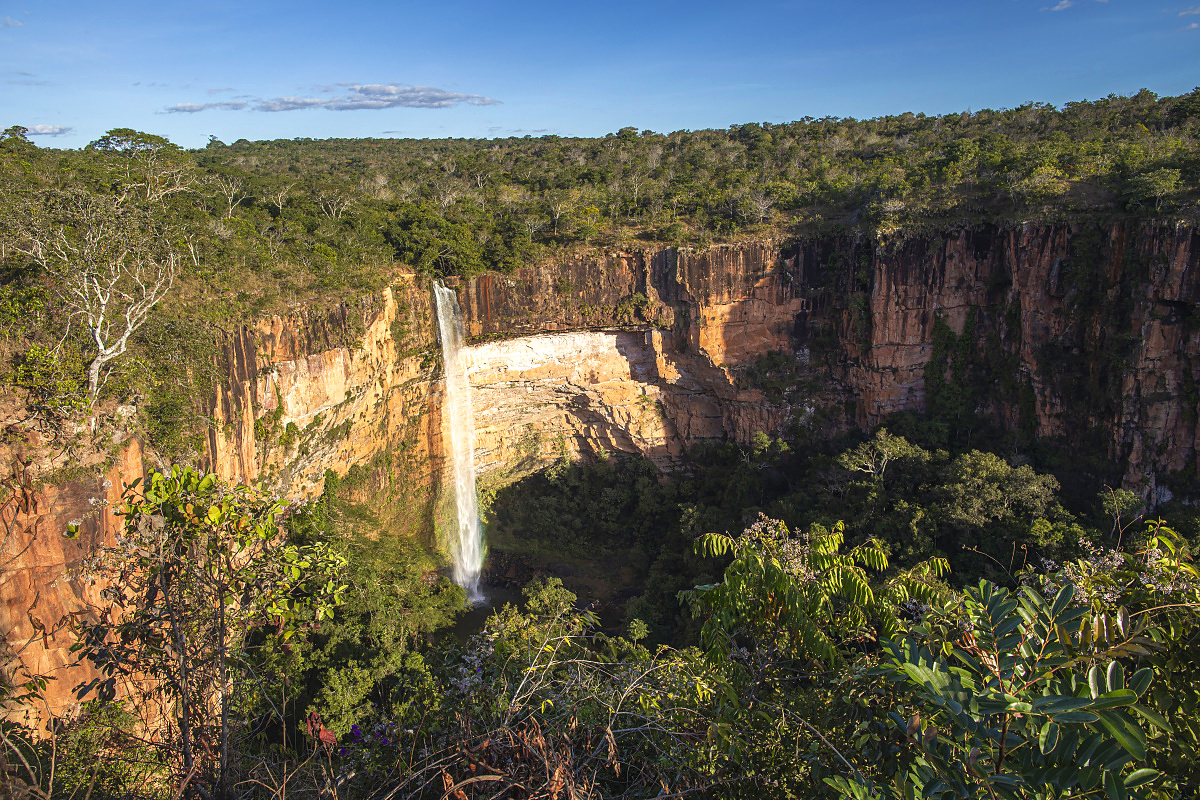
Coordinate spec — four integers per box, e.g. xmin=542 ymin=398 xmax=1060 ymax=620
xmin=2 ymin=89 xmax=1200 ymax=799
xmin=2 ymin=88 xmax=1200 ymax=461
xmin=7 ymin=432 xmax=1200 ymax=799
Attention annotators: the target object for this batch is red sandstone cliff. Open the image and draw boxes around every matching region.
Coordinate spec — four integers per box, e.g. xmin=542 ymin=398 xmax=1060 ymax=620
xmin=6 ymin=221 xmax=1198 ymax=718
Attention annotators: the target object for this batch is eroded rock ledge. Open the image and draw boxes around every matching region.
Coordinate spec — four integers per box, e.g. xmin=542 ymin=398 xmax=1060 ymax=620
xmin=6 ymin=221 xmax=1200 ymax=716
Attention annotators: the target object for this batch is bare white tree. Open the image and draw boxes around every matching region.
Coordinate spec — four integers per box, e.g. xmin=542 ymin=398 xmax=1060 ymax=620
xmin=265 ymin=182 xmax=294 ymax=214
xmin=393 ymin=180 xmax=418 ymax=202
xmin=430 ymin=176 xmax=467 ymax=209
xmin=646 ymin=144 xmax=663 ymax=169
xmin=544 ymin=189 xmax=577 ymax=235
xmin=358 ymin=172 xmax=392 ymax=201
xmin=12 ymin=192 xmax=177 ymax=405
xmin=746 ymin=189 xmax=775 ymax=223
xmin=315 ymin=188 xmax=353 ymax=220
xmin=626 ymin=169 xmax=649 ymax=208
xmin=521 ymin=209 xmax=547 ymax=238
xmin=210 ymin=174 xmax=249 ymax=219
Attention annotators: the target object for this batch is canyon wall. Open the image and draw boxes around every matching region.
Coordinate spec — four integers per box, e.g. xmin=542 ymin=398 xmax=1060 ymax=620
xmin=2 ymin=273 xmax=446 ymax=718
xmin=6 ymin=220 xmax=1199 ymax=717
xmin=204 ymin=274 xmax=443 ymax=514
xmin=454 ymin=243 xmax=807 ymax=476
xmin=454 ymin=222 xmax=1200 ymax=497
xmin=794 ymin=223 xmax=1200 ymax=500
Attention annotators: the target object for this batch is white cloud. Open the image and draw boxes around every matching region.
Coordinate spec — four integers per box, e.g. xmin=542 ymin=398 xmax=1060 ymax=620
xmin=207 ymin=87 xmax=235 ymax=94
xmin=1 ymin=17 xmax=23 ymax=28
xmin=165 ymin=82 xmax=500 ymax=114
xmin=164 ymin=101 xmax=248 ymax=113
xmin=26 ymin=124 xmax=72 ymax=136
xmin=1046 ymin=0 xmax=1073 ymax=10
xmin=323 ymin=84 xmax=500 ymax=110
xmin=1185 ymin=20 xmax=1200 ymax=28
xmin=1181 ymin=6 xmax=1200 ymax=16
xmin=254 ymin=96 xmax=327 ymax=112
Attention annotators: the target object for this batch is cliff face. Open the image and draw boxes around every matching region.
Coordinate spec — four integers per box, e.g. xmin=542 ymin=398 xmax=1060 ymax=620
xmin=0 ymin=442 xmax=144 ymax=724
xmin=205 ymin=275 xmax=443 ymax=513
xmin=453 ymin=222 xmax=1200 ymax=494
xmin=2 ymin=273 xmax=447 ymax=718
xmin=790 ymin=223 xmax=1200 ymax=498
xmin=7 ymin=221 xmax=1199 ymax=718
xmin=455 ymin=242 xmax=805 ymax=463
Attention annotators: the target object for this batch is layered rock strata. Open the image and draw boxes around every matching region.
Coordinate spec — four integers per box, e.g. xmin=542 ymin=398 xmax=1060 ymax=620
xmin=7 ymin=221 xmax=1200 ymax=718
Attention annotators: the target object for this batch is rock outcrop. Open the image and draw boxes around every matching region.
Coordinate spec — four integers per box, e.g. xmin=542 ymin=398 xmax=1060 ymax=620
xmin=205 ymin=277 xmax=443 ymax=510
xmin=6 ymin=221 xmax=1199 ymax=718
xmin=2 ymin=274 xmax=446 ymax=718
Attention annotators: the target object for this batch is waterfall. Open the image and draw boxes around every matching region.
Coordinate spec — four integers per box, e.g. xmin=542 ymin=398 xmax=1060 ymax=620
xmin=433 ymin=282 xmax=485 ymax=603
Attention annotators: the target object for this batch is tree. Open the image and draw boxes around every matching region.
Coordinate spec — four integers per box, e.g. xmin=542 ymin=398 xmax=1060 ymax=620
xmin=315 ymin=186 xmax=354 ymax=219
xmin=837 ymin=428 xmax=927 ymax=482
xmin=837 ymin=580 xmax=1169 ymax=800
xmin=208 ymin=173 xmax=248 ymax=219
xmin=938 ymin=451 xmax=1058 ymax=531
xmin=70 ymin=468 xmax=347 ymax=799
xmin=1100 ymin=486 xmax=1142 ymax=541
xmin=543 ymin=189 xmax=577 ymax=235
xmin=369 ymin=576 xmax=727 ymax=800
xmin=688 ymin=515 xmax=947 ymax=666
xmin=744 ymin=188 xmax=775 ymax=223
xmin=0 ymin=125 xmax=37 ymax=157
xmin=264 ymin=181 xmax=294 ymax=215
xmin=1126 ymin=168 xmax=1180 ymax=211
xmin=87 ymin=128 xmax=194 ymax=204
xmin=8 ymin=189 xmax=178 ymax=405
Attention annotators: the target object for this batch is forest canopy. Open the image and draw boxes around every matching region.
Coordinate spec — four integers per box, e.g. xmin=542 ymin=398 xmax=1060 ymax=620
xmin=3 ymin=89 xmax=1200 ymax=799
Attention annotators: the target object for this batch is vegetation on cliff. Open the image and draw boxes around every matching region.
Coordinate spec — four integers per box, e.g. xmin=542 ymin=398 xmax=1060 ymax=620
xmin=5 ymin=427 xmax=1200 ymax=798
xmin=3 ymin=89 xmax=1200 ymax=798
xmin=2 ymin=88 xmax=1199 ymax=463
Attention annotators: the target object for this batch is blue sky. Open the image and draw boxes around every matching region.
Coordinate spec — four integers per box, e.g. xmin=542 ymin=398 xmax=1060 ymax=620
xmin=3 ymin=0 xmax=1198 ymax=149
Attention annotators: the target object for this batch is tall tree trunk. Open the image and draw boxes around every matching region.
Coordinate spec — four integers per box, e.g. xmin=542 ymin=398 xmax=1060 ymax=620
xmin=218 ymin=588 xmax=229 ymax=800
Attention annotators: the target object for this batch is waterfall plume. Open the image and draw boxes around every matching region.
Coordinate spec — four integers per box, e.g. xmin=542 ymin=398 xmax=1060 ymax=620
xmin=433 ymin=282 xmax=485 ymax=603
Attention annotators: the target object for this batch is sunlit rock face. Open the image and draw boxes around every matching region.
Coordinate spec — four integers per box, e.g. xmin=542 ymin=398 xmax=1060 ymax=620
xmin=0 ymin=441 xmax=144 ymax=724
xmin=455 ymin=243 xmax=808 ymax=476
xmin=451 ymin=225 xmax=1200 ymax=498
xmin=466 ymin=331 xmax=694 ymax=478
xmin=8 ymin=224 xmax=1200 ymax=718
xmin=2 ymin=275 xmax=446 ymax=720
xmin=206 ymin=277 xmax=442 ymax=506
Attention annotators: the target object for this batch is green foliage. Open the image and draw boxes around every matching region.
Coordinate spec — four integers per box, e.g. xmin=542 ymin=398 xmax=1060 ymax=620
xmin=862 ymin=580 xmax=1166 ymax=799
xmin=737 ymin=349 xmax=806 ymax=403
xmin=0 ymin=281 xmax=47 ymax=340
xmin=277 ymin=476 xmax=464 ymax=737
xmin=1 ymin=448 xmax=1196 ymax=798
xmin=122 ymin=310 xmax=223 ymax=459
xmin=41 ymin=701 xmax=168 ymax=799
xmin=1035 ymin=521 xmax=1200 ymax=791
xmin=937 ymin=451 xmax=1059 ymax=532
xmin=489 ymin=453 xmax=676 ymax=558
xmin=10 ymin=342 xmax=89 ymax=417
xmin=837 ymin=427 xmax=928 ymax=481
xmin=613 ymin=292 xmax=651 ymax=324
xmin=0 ymin=91 xmax=1196 ymax=439
xmin=1126 ymin=168 xmax=1181 ymax=210
xmin=70 ymin=467 xmax=348 ymax=793
xmin=371 ymin=579 xmax=729 ymax=800
xmin=689 ymin=515 xmax=948 ymax=666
